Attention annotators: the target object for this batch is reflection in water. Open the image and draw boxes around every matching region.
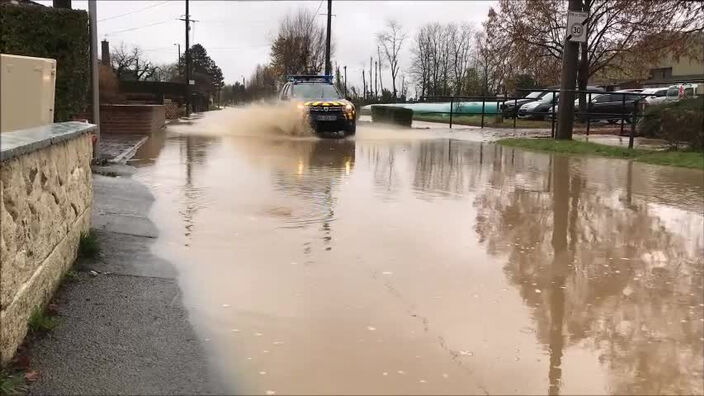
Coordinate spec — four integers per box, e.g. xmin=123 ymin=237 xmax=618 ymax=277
xmin=138 ymin=123 xmax=703 ymax=395
xmin=475 ymin=150 xmax=704 ymax=395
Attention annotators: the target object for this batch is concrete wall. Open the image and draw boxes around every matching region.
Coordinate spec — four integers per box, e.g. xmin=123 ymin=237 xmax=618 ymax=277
xmin=0 ymin=123 xmax=93 ymax=364
xmin=100 ymin=104 xmax=165 ymax=134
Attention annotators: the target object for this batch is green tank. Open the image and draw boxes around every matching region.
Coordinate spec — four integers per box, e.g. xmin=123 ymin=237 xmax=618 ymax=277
xmin=362 ymin=101 xmax=502 ymax=115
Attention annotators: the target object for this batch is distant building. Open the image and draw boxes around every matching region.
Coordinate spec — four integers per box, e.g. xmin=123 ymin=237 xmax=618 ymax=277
xmin=642 ymin=54 xmax=704 ymax=87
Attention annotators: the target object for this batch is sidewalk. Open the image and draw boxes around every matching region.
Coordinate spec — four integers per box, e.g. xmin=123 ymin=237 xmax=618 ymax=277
xmin=27 ymin=136 xmax=224 ymax=394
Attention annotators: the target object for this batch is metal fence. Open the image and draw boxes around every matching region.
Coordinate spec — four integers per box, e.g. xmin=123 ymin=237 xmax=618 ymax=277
xmin=419 ymin=89 xmax=655 ymax=149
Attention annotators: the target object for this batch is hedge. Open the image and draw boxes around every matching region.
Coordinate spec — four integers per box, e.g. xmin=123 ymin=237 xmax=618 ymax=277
xmin=638 ymin=97 xmax=704 ymax=150
xmin=0 ymin=4 xmax=90 ymax=122
xmin=371 ymin=105 xmax=413 ymax=127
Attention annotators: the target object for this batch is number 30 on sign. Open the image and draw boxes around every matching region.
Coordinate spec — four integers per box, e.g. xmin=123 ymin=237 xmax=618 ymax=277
xmin=567 ymin=11 xmax=588 ymax=43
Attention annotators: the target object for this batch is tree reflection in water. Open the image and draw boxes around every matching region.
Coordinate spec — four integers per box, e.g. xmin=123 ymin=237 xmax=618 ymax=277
xmin=474 ymin=149 xmax=704 ymax=395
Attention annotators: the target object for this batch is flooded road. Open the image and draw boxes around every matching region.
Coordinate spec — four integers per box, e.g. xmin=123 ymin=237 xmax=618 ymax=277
xmin=133 ymin=109 xmax=703 ymax=395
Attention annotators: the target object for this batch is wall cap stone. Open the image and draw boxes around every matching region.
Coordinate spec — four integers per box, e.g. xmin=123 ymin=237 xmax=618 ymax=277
xmin=0 ymin=122 xmax=96 ymax=162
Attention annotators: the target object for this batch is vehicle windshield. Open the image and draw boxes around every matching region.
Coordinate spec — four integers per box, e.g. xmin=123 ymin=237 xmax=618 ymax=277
xmin=525 ymin=91 xmax=543 ymax=99
xmin=291 ymin=83 xmax=342 ymax=99
xmin=541 ymin=92 xmax=558 ymax=102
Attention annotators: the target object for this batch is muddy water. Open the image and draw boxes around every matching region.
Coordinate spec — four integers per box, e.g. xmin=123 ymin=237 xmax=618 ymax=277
xmin=133 ymin=110 xmax=704 ymax=395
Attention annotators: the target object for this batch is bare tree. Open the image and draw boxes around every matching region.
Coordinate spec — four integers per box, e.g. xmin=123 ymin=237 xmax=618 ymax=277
xmin=111 ymin=43 xmax=158 ymax=81
xmin=377 ymin=20 xmax=406 ymax=99
xmin=410 ymin=22 xmax=479 ymax=98
xmin=270 ymin=8 xmax=328 ymax=79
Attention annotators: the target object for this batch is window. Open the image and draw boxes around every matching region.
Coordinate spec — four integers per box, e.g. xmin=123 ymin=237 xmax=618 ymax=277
xmin=291 ymin=83 xmax=342 ymax=99
xmin=684 ymin=88 xmax=694 ymax=96
xmin=541 ymin=92 xmax=558 ymax=102
xmin=655 ymin=89 xmax=667 ymax=97
xmin=667 ymin=87 xmax=679 ymax=97
xmin=650 ymin=67 xmax=673 ymax=80
xmin=594 ymin=94 xmax=612 ymax=103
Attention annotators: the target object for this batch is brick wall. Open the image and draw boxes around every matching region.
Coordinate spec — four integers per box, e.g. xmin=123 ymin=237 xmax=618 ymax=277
xmin=100 ymin=104 xmax=165 ymax=135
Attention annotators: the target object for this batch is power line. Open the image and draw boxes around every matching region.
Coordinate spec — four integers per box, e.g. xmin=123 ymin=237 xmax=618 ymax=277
xmin=104 ymin=18 xmax=177 ymax=36
xmin=97 ymin=1 xmax=170 ymax=22
xmin=313 ymin=0 xmax=325 ymax=17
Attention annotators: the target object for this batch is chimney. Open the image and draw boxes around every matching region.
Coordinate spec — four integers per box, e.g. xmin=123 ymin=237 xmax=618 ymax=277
xmin=53 ymin=0 xmax=71 ymax=9
xmin=101 ymin=40 xmax=110 ymax=67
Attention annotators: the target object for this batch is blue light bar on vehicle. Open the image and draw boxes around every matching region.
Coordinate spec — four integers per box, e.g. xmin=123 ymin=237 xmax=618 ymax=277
xmin=288 ymin=75 xmax=333 ymax=83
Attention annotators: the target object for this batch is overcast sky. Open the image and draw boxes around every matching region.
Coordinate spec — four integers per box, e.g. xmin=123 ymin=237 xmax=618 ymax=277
xmin=40 ymin=1 xmax=494 ymax=90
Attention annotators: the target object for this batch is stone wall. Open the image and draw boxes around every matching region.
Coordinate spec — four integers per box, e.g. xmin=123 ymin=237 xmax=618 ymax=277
xmin=100 ymin=104 xmax=165 ymax=134
xmin=0 ymin=123 xmax=94 ymax=364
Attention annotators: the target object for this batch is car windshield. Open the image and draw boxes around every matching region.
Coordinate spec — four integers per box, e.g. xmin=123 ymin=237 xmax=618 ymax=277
xmin=541 ymin=92 xmax=558 ymax=102
xmin=291 ymin=83 xmax=342 ymax=99
xmin=525 ymin=91 xmax=543 ymax=99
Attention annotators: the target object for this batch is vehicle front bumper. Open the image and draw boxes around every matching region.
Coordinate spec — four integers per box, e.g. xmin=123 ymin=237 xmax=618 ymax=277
xmin=306 ymin=107 xmax=355 ymax=133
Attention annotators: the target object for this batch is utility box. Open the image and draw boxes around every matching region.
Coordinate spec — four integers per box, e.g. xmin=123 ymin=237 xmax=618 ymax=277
xmin=1 ymin=54 xmax=57 ymax=132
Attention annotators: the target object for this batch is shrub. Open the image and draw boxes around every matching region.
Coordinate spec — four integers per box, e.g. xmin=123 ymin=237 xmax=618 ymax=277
xmin=0 ymin=4 xmax=90 ymax=121
xmin=638 ymin=97 xmax=704 ymax=150
xmin=371 ymin=105 xmax=413 ymax=127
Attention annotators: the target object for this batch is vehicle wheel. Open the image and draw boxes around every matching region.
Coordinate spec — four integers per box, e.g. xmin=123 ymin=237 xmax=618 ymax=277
xmin=345 ymin=123 xmax=356 ymax=136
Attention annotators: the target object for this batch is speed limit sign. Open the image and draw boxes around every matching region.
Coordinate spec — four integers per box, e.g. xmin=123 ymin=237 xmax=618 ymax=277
xmin=567 ymin=11 xmax=588 ymax=42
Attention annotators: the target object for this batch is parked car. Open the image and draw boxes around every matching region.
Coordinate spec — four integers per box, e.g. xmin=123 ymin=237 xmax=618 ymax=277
xmin=642 ymin=87 xmax=669 ymax=106
xmin=517 ymin=92 xmax=560 ymax=119
xmin=548 ymin=91 xmax=644 ymax=124
xmin=500 ymin=91 xmax=548 ymax=118
xmin=585 ymin=91 xmax=643 ymax=123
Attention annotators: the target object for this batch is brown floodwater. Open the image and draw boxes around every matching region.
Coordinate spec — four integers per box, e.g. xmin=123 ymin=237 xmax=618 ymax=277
xmin=132 ymin=108 xmax=704 ymax=395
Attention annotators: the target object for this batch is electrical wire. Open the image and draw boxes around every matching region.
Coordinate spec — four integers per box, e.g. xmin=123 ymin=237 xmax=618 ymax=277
xmin=97 ymin=1 xmax=170 ymax=23
xmin=105 ymin=18 xmax=177 ymax=36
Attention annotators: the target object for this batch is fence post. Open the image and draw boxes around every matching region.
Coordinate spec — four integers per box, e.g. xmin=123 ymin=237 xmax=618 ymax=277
xmin=513 ymin=97 xmax=517 ymax=129
xmin=481 ymin=96 xmax=486 ymax=128
xmin=551 ymin=91 xmax=556 ymax=138
xmin=586 ymin=92 xmax=591 ymax=136
xmin=628 ymin=100 xmax=637 ymax=149
xmin=449 ymin=97 xmax=454 ymax=129
xmin=620 ymin=93 xmax=626 ymax=136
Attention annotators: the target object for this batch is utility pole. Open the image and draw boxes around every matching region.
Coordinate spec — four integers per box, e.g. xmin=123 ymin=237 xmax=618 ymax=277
xmin=377 ymin=45 xmax=384 ymax=94
xmin=174 ymin=43 xmax=181 ymax=76
xmin=88 ymin=0 xmax=100 ymax=160
xmin=555 ymin=0 xmax=582 ymax=140
xmin=184 ymin=0 xmax=190 ymax=117
xmin=374 ymin=61 xmax=378 ymax=98
xmin=343 ymin=65 xmax=347 ymax=96
xmin=362 ymin=70 xmax=366 ymax=100
xmin=324 ymin=0 xmax=332 ymax=76
xmin=369 ymin=57 xmax=373 ymax=99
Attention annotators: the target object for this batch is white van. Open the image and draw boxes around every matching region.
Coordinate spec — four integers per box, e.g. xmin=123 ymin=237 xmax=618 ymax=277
xmin=664 ymin=83 xmax=701 ymax=103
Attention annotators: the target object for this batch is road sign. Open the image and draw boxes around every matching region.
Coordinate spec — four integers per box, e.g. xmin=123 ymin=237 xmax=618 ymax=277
xmin=567 ymin=11 xmax=588 ymax=43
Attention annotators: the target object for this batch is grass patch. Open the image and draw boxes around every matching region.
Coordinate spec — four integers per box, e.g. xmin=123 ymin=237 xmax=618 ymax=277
xmin=0 ymin=370 xmax=27 ymax=395
xmin=497 ymin=138 xmax=704 ymax=170
xmin=27 ymin=307 xmax=58 ymax=334
xmin=78 ymin=230 xmax=100 ymax=260
xmin=63 ymin=269 xmax=79 ymax=282
xmin=413 ymin=114 xmax=552 ymax=129
xmin=27 ymin=307 xmax=59 ymax=333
